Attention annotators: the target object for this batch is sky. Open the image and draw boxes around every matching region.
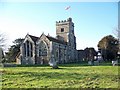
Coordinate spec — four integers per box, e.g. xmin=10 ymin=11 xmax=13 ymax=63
xmin=0 ymin=1 xmax=118 ymax=51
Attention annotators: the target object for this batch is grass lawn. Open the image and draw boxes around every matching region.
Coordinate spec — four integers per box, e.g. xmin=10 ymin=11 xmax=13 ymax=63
xmin=0 ymin=63 xmax=119 ymax=89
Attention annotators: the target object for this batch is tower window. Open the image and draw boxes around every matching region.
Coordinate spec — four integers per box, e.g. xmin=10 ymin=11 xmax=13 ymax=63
xmin=61 ymin=28 xmax=64 ymax=32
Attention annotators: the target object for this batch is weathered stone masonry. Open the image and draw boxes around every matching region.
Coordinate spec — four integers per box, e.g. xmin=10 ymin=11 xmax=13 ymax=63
xmin=17 ymin=17 xmax=78 ymax=65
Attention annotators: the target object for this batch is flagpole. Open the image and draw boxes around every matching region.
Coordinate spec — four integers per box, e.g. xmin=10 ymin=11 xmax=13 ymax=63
xmin=65 ymin=6 xmax=71 ymax=18
xmin=69 ymin=6 xmax=71 ymax=18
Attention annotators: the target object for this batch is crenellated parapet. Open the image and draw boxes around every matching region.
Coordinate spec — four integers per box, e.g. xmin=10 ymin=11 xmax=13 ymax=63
xmin=56 ymin=17 xmax=72 ymax=24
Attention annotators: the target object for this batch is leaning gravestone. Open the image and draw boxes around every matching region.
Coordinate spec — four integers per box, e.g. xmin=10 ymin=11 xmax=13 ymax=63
xmin=49 ymin=55 xmax=58 ymax=69
xmin=112 ymin=60 xmax=118 ymax=66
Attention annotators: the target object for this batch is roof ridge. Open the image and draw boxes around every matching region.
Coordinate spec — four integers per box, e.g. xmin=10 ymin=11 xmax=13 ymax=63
xmin=29 ymin=34 xmax=39 ymax=38
xmin=28 ymin=34 xmax=39 ymax=42
xmin=46 ymin=35 xmax=67 ymax=45
xmin=47 ymin=35 xmax=56 ymax=39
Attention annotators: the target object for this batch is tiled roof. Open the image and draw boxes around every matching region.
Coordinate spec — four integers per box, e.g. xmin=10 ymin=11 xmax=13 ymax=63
xmin=28 ymin=34 xmax=67 ymax=45
xmin=29 ymin=34 xmax=39 ymax=42
xmin=46 ymin=36 xmax=67 ymax=45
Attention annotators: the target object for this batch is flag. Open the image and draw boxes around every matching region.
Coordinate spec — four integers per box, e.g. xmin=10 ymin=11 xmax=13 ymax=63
xmin=65 ymin=6 xmax=70 ymax=10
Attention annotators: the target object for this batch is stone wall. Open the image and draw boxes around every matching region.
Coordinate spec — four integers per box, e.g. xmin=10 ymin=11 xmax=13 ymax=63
xmin=19 ymin=18 xmax=78 ymax=65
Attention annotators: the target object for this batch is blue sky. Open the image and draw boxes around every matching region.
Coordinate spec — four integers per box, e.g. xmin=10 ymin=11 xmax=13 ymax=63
xmin=0 ymin=2 xmax=118 ymax=50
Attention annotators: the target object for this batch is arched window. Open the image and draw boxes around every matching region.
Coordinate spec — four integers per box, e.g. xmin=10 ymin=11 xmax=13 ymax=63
xmin=30 ymin=42 xmax=33 ymax=57
xmin=56 ymin=50 xmax=58 ymax=58
xmin=23 ymin=43 xmax=26 ymax=57
xmin=26 ymin=40 xmax=29 ymax=56
xmin=39 ymin=41 xmax=47 ymax=56
xmin=24 ymin=40 xmax=33 ymax=57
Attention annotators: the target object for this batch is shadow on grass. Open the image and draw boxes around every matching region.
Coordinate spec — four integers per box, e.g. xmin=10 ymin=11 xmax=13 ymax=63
xmin=16 ymin=64 xmax=49 ymax=67
xmin=2 ymin=63 xmax=119 ymax=88
xmin=3 ymin=61 xmax=118 ymax=68
xmin=17 ymin=63 xmax=91 ymax=67
xmin=59 ymin=62 xmax=115 ymax=67
xmin=3 ymin=69 xmax=119 ymax=84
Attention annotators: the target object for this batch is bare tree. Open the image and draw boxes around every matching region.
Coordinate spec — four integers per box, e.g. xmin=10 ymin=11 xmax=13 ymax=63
xmin=113 ymin=26 xmax=120 ymax=54
xmin=118 ymin=26 xmax=120 ymax=53
xmin=0 ymin=33 xmax=6 ymax=48
xmin=0 ymin=33 xmax=6 ymax=62
xmin=113 ymin=26 xmax=120 ymax=39
xmin=118 ymin=26 xmax=120 ymax=41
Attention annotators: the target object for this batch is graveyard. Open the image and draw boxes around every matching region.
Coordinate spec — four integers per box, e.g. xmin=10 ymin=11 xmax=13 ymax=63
xmin=1 ymin=62 xmax=119 ymax=89
xmin=0 ymin=1 xmax=119 ymax=89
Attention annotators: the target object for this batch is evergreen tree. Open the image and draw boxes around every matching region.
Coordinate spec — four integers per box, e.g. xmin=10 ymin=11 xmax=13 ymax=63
xmin=5 ymin=38 xmax=24 ymax=62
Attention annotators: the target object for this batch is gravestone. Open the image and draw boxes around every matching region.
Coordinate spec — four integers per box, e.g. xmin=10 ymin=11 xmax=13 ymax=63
xmin=97 ymin=52 xmax=103 ymax=63
xmin=49 ymin=55 xmax=58 ymax=69
xmin=94 ymin=61 xmax=99 ymax=66
xmin=112 ymin=60 xmax=118 ymax=66
xmin=88 ymin=61 xmax=92 ymax=65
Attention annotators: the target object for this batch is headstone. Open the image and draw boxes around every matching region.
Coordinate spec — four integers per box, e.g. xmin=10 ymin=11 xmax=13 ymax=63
xmin=49 ymin=55 xmax=58 ymax=69
xmin=88 ymin=61 xmax=92 ymax=65
xmin=41 ymin=58 xmax=43 ymax=65
xmin=112 ymin=60 xmax=118 ymax=66
xmin=97 ymin=52 xmax=103 ymax=63
xmin=94 ymin=61 xmax=99 ymax=66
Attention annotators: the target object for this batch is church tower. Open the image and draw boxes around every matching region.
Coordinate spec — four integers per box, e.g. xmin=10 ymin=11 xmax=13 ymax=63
xmin=56 ymin=17 xmax=76 ymax=49
xmin=56 ymin=17 xmax=77 ymax=62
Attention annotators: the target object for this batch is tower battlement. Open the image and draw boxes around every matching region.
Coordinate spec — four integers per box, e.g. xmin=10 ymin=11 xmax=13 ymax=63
xmin=56 ymin=17 xmax=72 ymax=24
xmin=56 ymin=17 xmax=75 ymax=48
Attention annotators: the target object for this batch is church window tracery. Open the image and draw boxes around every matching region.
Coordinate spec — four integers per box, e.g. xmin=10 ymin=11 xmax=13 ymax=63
xmin=39 ymin=41 xmax=47 ymax=56
xmin=24 ymin=40 xmax=33 ymax=57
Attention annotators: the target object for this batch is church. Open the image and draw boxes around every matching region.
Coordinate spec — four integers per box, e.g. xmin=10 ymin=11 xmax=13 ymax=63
xmin=16 ymin=17 xmax=78 ymax=65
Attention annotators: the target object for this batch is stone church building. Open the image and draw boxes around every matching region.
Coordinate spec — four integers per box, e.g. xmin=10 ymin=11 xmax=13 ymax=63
xmin=17 ymin=17 xmax=78 ymax=65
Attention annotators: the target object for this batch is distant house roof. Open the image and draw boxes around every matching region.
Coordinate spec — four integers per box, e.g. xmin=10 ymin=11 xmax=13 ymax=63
xmin=29 ymin=34 xmax=39 ymax=42
xmin=46 ymin=35 xmax=67 ymax=45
